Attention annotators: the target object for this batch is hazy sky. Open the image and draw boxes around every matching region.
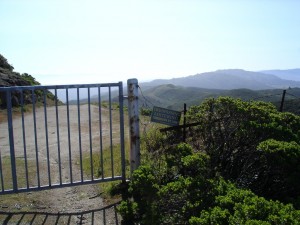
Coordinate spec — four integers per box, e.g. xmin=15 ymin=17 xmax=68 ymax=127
xmin=1 ymin=0 xmax=300 ymax=85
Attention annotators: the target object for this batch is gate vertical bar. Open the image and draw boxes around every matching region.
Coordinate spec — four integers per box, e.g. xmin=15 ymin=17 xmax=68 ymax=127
xmin=127 ymin=79 xmax=140 ymax=176
xmin=118 ymin=82 xmax=126 ymax=181
xmin=66 ymin=88 xmax=73 ymax=183
xmin=77 ymin=87 xmax=83 ymax=182
xmin=88 ymin=87 xmax=94 ymax=180
xmin=32 ymin=89 xmax=40 ymax=187
xmin=6 ymin=90 xmax=18 ymax=191
xmin=43 ymin=89 xmax=51 ymax=186
xmin=20 ymin=91 xmax=29 ymax=188
xmin=0 ymin=150 xmax=4 ymax=191
xmin=108 ymin=87 xmax=114 ymax=177
xmin=98 ymin=87 xmax=104 ymax=179
xmin=55 ymin=89 xmax=62 ymax=185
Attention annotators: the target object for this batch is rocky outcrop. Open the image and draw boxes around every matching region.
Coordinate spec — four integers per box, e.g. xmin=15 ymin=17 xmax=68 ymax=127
xmin=0 ymin=68 xmax=34 ymax=107
xmin=0 ymin=67 xmax=32 ymax=87
xmin=0 ymin=53 xmax=44 ymax=107
xmin=0 ymin=57 xmax=58 ymax=108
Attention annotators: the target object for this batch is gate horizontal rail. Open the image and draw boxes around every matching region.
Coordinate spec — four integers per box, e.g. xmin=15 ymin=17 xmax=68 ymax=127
xmin=0 ymin=82 xmax=126 ymax=194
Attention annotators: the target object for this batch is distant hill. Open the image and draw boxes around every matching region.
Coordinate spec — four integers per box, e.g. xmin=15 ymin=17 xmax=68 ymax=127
xmin=139 ymin=84 xmax=223 ymax=109
xmin=144 ymin=69 xmax=300 ymax=90
xmin=3 ymin=54 xmax=298 ymax=113
xmin=260 ymin=69 xmax=300 ymax=81
xmin=138 ymin=83 xmax=300 ymax=114
xmin=276 ymin=98 xmax=300 ymax=115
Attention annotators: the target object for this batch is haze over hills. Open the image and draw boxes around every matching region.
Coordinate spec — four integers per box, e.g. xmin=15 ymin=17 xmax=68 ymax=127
xmin=2 ymin=53 xmax=300 ymax=113
xmin=260 ymin=69 xmax=300 ymax=81
xmin=138 ymin=69 xmax=300 ymax=112
xmin=144 ymin=69 xmax=300 ymax=90
xmin=138 ymin=83 xmax=300 ymax=112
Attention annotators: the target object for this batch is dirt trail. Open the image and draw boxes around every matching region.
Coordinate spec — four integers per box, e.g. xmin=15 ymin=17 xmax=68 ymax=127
xmin=0 ymin=105 xmax=123 ymax=224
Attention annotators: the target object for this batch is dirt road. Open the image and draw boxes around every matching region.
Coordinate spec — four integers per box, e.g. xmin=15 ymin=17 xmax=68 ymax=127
xmin=0 ymin=104 xmax=124 ymax=224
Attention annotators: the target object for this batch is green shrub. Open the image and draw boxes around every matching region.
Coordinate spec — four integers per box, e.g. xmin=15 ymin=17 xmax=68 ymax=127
xmin=120 ymin=97 xmax=300 ymax=224
xmin=186 ymin=97 xmax=300 ymax=204
xmin=257 ymin=139 xmax=300 ymax=206
xmin=191 ymin=180 xmax=300 ymax=225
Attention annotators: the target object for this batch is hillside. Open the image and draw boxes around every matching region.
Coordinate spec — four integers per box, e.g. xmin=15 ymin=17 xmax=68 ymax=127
xmin=145 ymin=69 xmax=300 ymax=90
xmin=139 ymin=84 xmax=223 ymax=109
xmin=261 ymin=69 xmax=300 ymax=81
xmin=138 ymin=83 xmax=300 ymax=114
xmin=0 ymin=54 xmax=57 ymax=107
xmin=0 ymin=54 xmax=35 ymax=88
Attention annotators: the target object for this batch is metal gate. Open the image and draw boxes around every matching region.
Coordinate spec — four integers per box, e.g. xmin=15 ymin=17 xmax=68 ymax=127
xmin=0 ymin=82 xmax=126 ymax=194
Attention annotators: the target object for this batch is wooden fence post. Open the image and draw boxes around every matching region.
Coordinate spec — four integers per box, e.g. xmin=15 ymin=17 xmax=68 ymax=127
xmin=279 ymin=89 xmax=286 ymax=112
xmin=183 ymin=103 xmax=187 ymax=142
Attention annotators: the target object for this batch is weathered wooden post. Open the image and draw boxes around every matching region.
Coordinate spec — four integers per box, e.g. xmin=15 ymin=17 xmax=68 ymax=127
xmin=279 ymin=89 xmax=286 ymax=112
xmin=183 ymin=103 xmax=187 ymax=142
xmin=127 ymin=79 xmax=140 ymax=177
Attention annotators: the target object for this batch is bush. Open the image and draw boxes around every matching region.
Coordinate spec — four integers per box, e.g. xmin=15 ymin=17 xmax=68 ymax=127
xmin=256 ymin=139 xmax=300 ymax=206
xmin=190 ymin=180 xmax=300 ymax=225
xmin=185 ymin=97 xmax=300 ymax=204
xmin=120 ymin=151 xmax=300 ymax=224
xmin=120 ymin=97 xmax=300 ymax=224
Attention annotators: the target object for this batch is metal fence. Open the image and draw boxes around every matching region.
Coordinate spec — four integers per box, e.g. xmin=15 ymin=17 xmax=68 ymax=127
xmin=0 ymin=82 xmax=126 ymax=194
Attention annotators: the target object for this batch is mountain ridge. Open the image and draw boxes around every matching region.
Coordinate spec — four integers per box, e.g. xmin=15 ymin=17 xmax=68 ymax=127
xmin=144 ymin=69 xmax=300 ymax=90
xmin=260 ymin=69 xmax=300 ymax=81
xmin=138 ymin=83 xmax=300 ymax=113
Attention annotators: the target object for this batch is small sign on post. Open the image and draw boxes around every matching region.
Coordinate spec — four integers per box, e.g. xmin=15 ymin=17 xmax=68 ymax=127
xmin=151 ymin=106 xmax=181 ymax=126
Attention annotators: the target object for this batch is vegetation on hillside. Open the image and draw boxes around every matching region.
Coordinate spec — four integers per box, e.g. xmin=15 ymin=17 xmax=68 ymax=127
xmin=119 ymin=97 xmax=300 ymax=224
xmin=0 ymin=53 xmax=59 ymax=108
xmin=20 ymin=73 xmax=41 ymax=86
xmin=139 ymin=84 xmax=300 ymax=115
xmin=0 ymin=54 xmax=14 ymax=71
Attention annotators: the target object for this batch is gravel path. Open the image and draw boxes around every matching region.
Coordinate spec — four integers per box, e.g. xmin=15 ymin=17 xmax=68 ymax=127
xmin=0 ymin=104 xmax=123 ymax=224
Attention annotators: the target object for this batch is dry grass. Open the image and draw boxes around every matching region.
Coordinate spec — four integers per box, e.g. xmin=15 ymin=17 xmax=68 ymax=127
xmin=0 ymin=156 xmax=37 ymax=191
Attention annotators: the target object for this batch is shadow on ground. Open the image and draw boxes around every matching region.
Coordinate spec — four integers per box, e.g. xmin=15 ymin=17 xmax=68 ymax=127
xmin=0 ymin=202 xmax=120 ymax=225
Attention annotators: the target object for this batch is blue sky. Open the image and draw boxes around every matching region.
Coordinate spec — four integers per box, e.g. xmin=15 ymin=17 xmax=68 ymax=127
xmin=1 ymin=0 xmax=299 ymax=84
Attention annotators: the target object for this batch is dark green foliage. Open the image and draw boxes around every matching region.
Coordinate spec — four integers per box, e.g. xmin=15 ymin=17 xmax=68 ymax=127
xmin=20 ymin=73 xmax=41 ymax=85
xmin=120 ymin=144 xmax=300 ymax=224
xmin=18 ymin=73 xmax=60 ymax=105
xmin=139 ymin=81 xmax=300 ymax=112
xmin=118 ymin=200 xmax=139 ymax=224
xmin=185 ymin=97 xmax=300 ymax=203
xmin=276 ymin=98 xmax=300 ymax=115
xmin=119 ymin=143 xmax=214 ymax=224
xmin=140 ymin=107 xmax=152 ymax=116
xmin=125 ymin=165 xmax=160 ymax=224
xmin=120 ymin=97 xmax=300 ymax=224
xmin=0 ymin=54 xmax=59 ymax=107
xmin=190 ymin=180 xmax=300 ymax=224
xmin=257 ymin=140 xmax=300 ymax=207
